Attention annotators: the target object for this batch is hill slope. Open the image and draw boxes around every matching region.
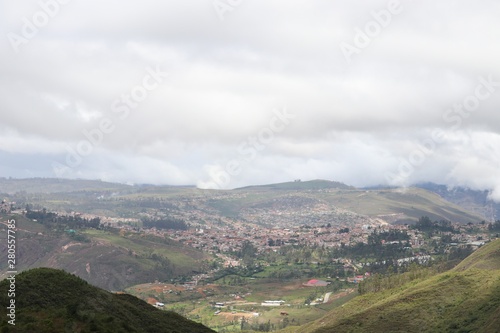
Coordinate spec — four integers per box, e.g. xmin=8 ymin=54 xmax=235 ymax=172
xmin=212 ymin=184 xmax=485 ymax=225
xmin=0 ymin=214 xmax=209 ymax=291
xmin=416 ymin=182 xmax=500 ymax=222
xmin=0 ymin=268 xmax=215 ymax=333
xmin=236 ymin=179 xmax=354 ymax=191
xmin=0 ymin=177 xmax=131 ymax=194
xmin=285 ymin=239 xmax=500 ymax=333
xmin=2 ymin=178 xmax=485 ymax=225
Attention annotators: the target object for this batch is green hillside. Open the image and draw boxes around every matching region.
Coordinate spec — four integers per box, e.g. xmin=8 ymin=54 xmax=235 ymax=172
xmin=320 ymin=187 xmax=485 ymax=224
xmin=0 ymin=177 xmax=131 ymax=194
xmin=0 ymin=214 xmax=209 ymax=291
xmin=283 ymin=239 xmax=500 ymax=333
xmin=0 ymin=268 xmax=215 ymax=333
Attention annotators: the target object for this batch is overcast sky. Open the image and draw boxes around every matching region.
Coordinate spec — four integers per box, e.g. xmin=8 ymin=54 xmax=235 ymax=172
xmin=0 ymin=0 xmax=499 ymax=199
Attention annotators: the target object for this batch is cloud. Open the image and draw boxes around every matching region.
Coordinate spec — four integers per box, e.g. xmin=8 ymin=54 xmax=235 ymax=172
xmin=0 ymin=0 xmax=499 ymax=200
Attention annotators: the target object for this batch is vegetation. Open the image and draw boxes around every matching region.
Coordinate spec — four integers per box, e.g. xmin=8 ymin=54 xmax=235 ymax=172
xmin=0 ymin=213 xmax=209 ymax=291
xmin=412 ymin=216 xmax=456 ymax=234
xmin=2 ymin=179 xmax=498 ymax=332
xmin=0 ymin=268 xmax=215 ymax=333
xmin=26 ymin=208 xmax=101 ymax=230
xmin=488 ymin=220 xmax=500 ymax=232
xmin=281 ymin=239 xmax=500 ymax=333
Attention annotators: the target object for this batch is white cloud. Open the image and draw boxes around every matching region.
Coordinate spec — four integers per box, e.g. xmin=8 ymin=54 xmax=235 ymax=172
xmin=0 ymin=0 xmax=499 ymax=200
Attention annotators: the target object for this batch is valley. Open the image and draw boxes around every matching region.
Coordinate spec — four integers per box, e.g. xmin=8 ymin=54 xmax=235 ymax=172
xmin=1 ymin=178 xmax=500 ymax=332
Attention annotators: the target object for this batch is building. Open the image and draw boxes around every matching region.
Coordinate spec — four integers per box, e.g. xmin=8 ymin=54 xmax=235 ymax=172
xmin=261 ymin=300 xmax=285 ymax=306
xmin=303 ymin=279 xmax=330 ymax=287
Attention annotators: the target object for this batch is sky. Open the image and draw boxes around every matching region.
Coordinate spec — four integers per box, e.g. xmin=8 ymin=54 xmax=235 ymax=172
xmin=0 ymin=0 xmax=499 ymax=199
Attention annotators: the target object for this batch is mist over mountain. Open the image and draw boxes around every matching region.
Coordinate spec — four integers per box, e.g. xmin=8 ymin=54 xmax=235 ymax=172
xmin=417 ymin=182 xmax=500 ymax=221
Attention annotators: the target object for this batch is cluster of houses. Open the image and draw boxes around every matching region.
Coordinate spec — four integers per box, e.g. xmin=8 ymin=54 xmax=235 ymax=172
xmin=160 ymin=223 xmax=386 ymax=256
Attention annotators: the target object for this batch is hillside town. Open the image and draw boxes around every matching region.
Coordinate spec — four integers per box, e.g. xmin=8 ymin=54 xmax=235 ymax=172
xmin=157 ymin=220 xmax=490 ymax=260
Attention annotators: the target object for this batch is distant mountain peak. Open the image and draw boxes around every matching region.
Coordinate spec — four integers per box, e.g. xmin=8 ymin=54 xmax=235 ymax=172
xmin=236 ymin=179 xmax=354 ymax=190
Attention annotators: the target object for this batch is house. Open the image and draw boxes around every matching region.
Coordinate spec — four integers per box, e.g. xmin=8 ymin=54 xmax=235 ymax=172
xmin=348 ymin=275 xmax=366 ymax=283
xmin=261 ymin=300 xmax=285 ymax=306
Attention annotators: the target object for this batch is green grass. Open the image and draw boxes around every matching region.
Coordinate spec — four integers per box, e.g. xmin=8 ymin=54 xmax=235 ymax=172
xmin=316 ymin=187 xmax=484 ymax=223
xmin=81 ymin=229 xmax=204 ymax=269
xmin=282 ymin=239 xmax=500 ymax=333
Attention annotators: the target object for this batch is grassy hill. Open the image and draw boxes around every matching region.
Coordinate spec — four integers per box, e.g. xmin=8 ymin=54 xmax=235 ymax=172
xmin=319 ymin=187 xmax=485 ymax=224
xmin=282 ymin=239 xmax=500 ymax=333
xmin=0 ymin=177 xmax=131 ymax=194
xmin=0 ymin=268 xmax=215 ymax=333
xmin=0 ymin=214 xmax=209 ymax=291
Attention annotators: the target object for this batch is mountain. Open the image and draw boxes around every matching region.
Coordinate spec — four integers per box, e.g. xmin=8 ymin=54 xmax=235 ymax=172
xmin=0 ymin=177 xmax=132 ymax=194
xmin=283 ymin=239 xmax=500 ymax=333
xmin=212 ymin=182 xmax=485 ymax=225
xmin=0 ymin=268 xmax=215 ymax=333
xmin=2 ymin=178 xmax=487 ymax=225
xmin=416 ymin=182 xmax=500 ymax=222
xmin=236 ymin=179 xmax=354 ymax=191
xmin=0 ymin=214 xmax=209 ymax=291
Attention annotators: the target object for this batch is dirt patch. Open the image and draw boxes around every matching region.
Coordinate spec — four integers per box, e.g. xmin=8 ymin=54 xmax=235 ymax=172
xmin=61 ymin=242 xmax=83 ymax=252
xmin=146 ymin=297 xmax=158 ymax=305
xmin=131 ymin=283 xmax=184 ymax=293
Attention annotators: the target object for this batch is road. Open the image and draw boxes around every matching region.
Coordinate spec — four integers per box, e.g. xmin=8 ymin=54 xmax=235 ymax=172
xmin=323 ymin=292 xmax=332 ymax=303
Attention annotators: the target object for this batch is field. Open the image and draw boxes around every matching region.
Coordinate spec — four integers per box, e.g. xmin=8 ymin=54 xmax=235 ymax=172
xmin=126 ymin=277 xmax=357 ymax=332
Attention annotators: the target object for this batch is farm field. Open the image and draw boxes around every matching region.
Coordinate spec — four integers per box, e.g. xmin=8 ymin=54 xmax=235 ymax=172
xmin=126 ymin=277 xmax=357 ymax=332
